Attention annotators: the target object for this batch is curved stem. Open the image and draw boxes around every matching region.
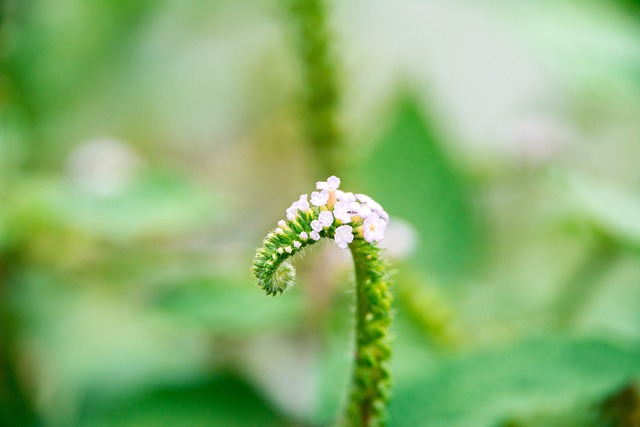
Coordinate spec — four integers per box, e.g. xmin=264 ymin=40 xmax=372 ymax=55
xmin=345 ymin=241 xmax=392 ymax=427
xmin=251 ymin=181 xmax=393 ymax=426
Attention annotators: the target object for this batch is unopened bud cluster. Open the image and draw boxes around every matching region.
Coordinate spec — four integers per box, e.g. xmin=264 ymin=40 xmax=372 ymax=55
xmin=252 ymin=176 xmax=389 ymax=295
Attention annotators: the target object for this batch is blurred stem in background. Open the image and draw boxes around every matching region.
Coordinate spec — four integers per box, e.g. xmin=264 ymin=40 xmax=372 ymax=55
xmin=553 ymin=234 xmax=621 ymax=329
xmin=394 ymin=269 xmax=461 ymax=349
xmin=286 ymin=0 xmax=343 ymax=176
xmin=0 ymin=1 xmax=38 ymax=425
xmin=0 ymin=258 xmax=38 ymax=426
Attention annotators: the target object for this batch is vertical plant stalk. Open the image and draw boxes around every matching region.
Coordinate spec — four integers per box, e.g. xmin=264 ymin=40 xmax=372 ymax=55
xmin=286 ymin=0 xmax=342 ymax=174
xmin=251 ymin=176 xmax=392 ymax=426
xmin=345 ymin=240 xmax=392 ymax=427
xmin=553 ymin=235 xmax=620 ymax=328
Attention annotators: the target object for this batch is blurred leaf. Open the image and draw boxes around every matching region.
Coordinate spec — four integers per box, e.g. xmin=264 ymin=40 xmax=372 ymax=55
xmin=8 ymin=170 xmax=221 ymax=241
xmin=59 ymin=170 xmax=220 ymax=239
xmin=79 ymin=375 xmax=294 ymax=427
xmin=389 ymin=336 xmax=640 ymax=427
xmin=152 ymin=276 xmax=303 ymax=336
xmin=359 ymin=96 xmax=479 ymax=279
xmin=560 ymin=172 xmax=640 ymax=246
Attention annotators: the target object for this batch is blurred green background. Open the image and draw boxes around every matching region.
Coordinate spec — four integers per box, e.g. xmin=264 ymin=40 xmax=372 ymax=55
xmin=2 ymin=0 xmax=640 ymax=426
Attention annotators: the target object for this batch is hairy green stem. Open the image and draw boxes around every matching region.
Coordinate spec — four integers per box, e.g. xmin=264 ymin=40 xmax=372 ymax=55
xmin=345 ymin=241 xmax=392 ymax=427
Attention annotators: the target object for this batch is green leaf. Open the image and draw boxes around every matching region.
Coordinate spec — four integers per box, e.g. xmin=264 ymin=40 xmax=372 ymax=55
xmin=79 ymin=375 xmax=294 ymax=427
xmin=358 ymin=96 xmax=479 ymax=279
xmin=388 ymin=336 xmax=640 ymax=427
xmin=559 ymin=172 xmax=640 ymax=246
xmin=151 ymin=276 xmax=303 ymax=336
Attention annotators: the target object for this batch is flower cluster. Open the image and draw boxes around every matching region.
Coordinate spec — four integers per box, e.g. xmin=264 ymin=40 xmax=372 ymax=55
xmin=252 ymin=176 xmax=389 ymax=295
xmin=282 ymin=175 xmax=388 ymax=251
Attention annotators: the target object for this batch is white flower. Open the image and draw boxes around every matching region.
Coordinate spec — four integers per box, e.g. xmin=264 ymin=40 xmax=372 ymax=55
xmin=286 ymin=206 xmax=297 ymax=221
xmin=311 ymin=220 xmax=323 ymax=232
xmin=334 ymin=225 xmax=354 ymax=249
xmin=336 ymin=191 xmax=356 ymax=203
xmin=299 ymin=231 xmax=308 ymax=240
xmin=276 ymin=227 xmax=285 ymax=235
xmin=356 ymin=193 xmax=389 ymax=222
xmin=277 ymin=247 xmax=284 ymax=254
xmin=355 ymin=203 xmax=373 ymax=219
xmin=318 ymin=211 xmax=334 ymax=227
xmin=363 ymin=213 xmax=387 ymax=243
xmin=333 ymin=201 xmax=353 ymax=223
xmin=293 ymin=241 xmax=301 ymax=249
xmin=355 ymin=193 xmax=372 ymax=204
xmin=310 ymin=230 xmax=321 ymax=241
xmin=311 ymin=189 xmax=329 ymax=206
xmin=316 ymin=175 xmax=341 ymax=191
xmin=285 ymin=246 xmax=293 ymax=254
xmin=294 ymin=194 xmax=310 ymax=211
xmin=278 ymin=220 xmax=287 ymax=228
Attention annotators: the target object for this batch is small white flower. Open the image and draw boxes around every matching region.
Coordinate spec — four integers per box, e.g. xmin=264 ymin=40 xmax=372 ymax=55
xmin=310 ymin=189 xmax=329 ymax=206
xmin=311 ymin=220 xmax=323 ymax=232
xmin=336 ymin=191 xmax=356 ymax=203
xmin=310 ymin=230 xmax=321 ymax=241
xmin=286 ymin=206 xmax=297 ymax=221
xmin=333 ymin=201 xmax=353 ymax=223
xmin=355 ymin=203 xmax=373 ymax=219
xmin=294 ymin=194 xmax=310 ymax=211
xmin=277 ymin=247 xmax=284 ymax=254
xmin=276 ymin=227 xmax=285 ymax=235
xmin=285 ymin=246 xmax=293 ymax=254
xmin=334 ymin=225 xmax=354 ymax=249
xmin=318 ymin=211 xmax=334 ymax=227
xmin=363 ymin=213 xmax=387 ymax=243
xmin=293 ymin=241 xmax=301 ymax=249
xmin=316 ymin=175 xmax=341 ymax=191
xmin=356 ymin=194 xmax=389 ymax=222
xmin=278 ymin=220 xmax=287 ymax=228
xmin=299 ymin=231 xmax=308 ymax=240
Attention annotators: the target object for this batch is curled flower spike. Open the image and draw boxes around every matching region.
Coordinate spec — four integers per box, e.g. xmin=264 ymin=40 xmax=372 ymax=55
xmin=251 ymin=176 xmax=393 ymax=427
xmin=251 ymin=175 xmax=388 ymax=295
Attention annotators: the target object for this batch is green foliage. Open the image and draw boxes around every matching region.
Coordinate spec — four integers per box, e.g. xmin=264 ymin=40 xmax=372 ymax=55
xmin=79 ymin=375 xmax=294 ymax=427
xmin=360 ymin=98 xmax=479 ymax=279
xmin=389 ymin=337 xmax=640 ymax=427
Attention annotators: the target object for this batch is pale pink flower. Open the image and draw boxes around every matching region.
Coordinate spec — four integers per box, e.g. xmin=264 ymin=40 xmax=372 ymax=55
xmin=334 ymin=225 xmax=354 ymax=249
xmin=311 ymin=189 xmax=329 ymax=206
xmin=316 ymin=175 xmax=341 ymax=191
xmin=311 ymin=220 xmax=323 ymax=233
xmin=318 ymin=211 xmax=334 ymax=227
xmin=333 ymin=201 xmax=353 ymax=223
xmin=363 ymin=213 xmax=387 ymax=243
